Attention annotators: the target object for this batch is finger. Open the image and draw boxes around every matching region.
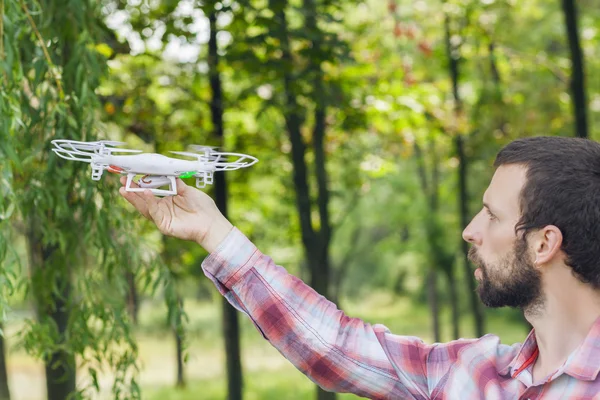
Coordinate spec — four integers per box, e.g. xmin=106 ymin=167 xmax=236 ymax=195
xmin=175 ymin=178 xmax=188 ymax=196
xmin=142 ymin=189 xmax=162 ymax=223
xmin=119 ymin=176 xmax=149 ymax=210
xmin=120 ymin=185 xmax=150 ymax=211
xmin=120 ymin=187 xmax=151 ymax=220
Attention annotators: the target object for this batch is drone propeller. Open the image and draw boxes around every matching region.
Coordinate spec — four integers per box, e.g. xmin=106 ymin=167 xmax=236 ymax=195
xmin=51 ymin=140 xmax=142 ymax=162
xmin=169 ymin=151 xmax=220 ymax=161
xmin=186 ymin=145 xmax=221 ymax=160
xmin=98 ymin=148 xmax=143 ymax=153
xmin=188 ymin=145 xmax=220 ymax=152
xmin=170 ymin=151 xmax=258 ymax=169
xmin=211 ymin=153 xmax=258 ymax=169
xmin=52 ymin=139 xmax=126 ymax=149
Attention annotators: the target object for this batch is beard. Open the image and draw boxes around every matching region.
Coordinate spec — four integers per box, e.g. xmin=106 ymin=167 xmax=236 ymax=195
xmin=468 ymin=238 xmax=543 ymax=311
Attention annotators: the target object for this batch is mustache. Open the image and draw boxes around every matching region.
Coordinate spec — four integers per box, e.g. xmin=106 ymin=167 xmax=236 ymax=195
xmin=467 ymin=246 xmax=476 ymax=261
xmin=468 ymin=247 xmax=483 ymax=266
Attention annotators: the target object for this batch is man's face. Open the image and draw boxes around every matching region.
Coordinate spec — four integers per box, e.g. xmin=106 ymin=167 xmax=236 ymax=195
xmin=462 ymin=165 xmax=543 ymax=309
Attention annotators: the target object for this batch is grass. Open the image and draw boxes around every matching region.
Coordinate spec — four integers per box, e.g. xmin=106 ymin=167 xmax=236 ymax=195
xmin=3 ymin=291 xmax=528 ymax=400
xmin=146 ymin=370 xmax=360 ymax=400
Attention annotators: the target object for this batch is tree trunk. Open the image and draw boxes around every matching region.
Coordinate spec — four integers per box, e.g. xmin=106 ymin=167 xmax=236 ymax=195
xmin=444 ymin=9 xmax=485 ymax=337
xmin=306 ymin=0 xmax=332 ymax=301
xmin=561 ymin=0 xmax=588 ymax=138
xmin=429 ymin=139 xmax=461 ymax=340
xmin=273 ymin=3 xmax=316 ymax=259
xmin=426 ymin=270 xmax=441 ymax=342
xmin=46 ymin=288 xmax=75 ymax=400
xmin=175 ymin=295 xmax=185 ymax=388
xmin=0 ymin=325 xmax=10 ymax=400
xmin=330 ymin=228 xmax=362 ymax=304
xmin=488 ymin=41 xmax=501 ymax=86
xmin=277 ymin=2 xmax=335 ymax=398
xmin=486 ymin=39 xmax=508 ymax=138
xmin=446 ymin=270 xmax=460 ymax=340
xmin=208 ymin=6 xmax=243 ymax=399
xmin=413 ymin=143 xmax=441 ymax=342
xmin=27 ymin=220 xmax=75 ymax=400
xmin=456 ymin=136 xmax=484 ymax=336
xmin=310 ymin=102 xmax=332 ymax=303
xmin=221 ymin=298 xmax=242 ymax=399
xmin=126 ymin=270 xmax=139 ymax=325
xmin=275 ymin=2 xmax=318 ymax=289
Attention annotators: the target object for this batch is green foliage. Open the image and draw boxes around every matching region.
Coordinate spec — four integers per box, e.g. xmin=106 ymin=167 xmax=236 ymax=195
xmin=0 ymin=1 xmax=184 ymax=398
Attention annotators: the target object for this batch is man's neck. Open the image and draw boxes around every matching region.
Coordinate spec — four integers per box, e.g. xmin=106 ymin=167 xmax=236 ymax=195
xmin=525 ymin=274 xmax=600 ymax=382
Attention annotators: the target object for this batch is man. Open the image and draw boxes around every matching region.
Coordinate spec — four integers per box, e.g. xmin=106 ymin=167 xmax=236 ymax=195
xmin=120 ymin=136 xmax=600 ymax=399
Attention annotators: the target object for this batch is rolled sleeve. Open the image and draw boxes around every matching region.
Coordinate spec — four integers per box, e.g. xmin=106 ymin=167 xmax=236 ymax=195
xmin=202 ymin=227 xmax=260 ymax=294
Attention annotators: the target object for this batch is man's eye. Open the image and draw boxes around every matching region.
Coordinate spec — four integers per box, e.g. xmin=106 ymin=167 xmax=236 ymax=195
xmin=486 ymin=209 xmax=497 ymax=221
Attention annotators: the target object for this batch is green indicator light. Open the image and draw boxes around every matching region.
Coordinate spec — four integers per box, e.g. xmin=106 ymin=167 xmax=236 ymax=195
xmin=179 ymin=171 xmax=196 ymax=179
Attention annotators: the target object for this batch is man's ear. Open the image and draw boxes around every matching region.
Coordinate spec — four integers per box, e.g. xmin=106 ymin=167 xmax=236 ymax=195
xmin=532 ymin=225 xmax=563 ymax=265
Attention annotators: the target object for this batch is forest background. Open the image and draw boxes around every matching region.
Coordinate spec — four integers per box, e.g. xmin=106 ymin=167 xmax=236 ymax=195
xmin=1 ymin=0 xmax=599 ymax=399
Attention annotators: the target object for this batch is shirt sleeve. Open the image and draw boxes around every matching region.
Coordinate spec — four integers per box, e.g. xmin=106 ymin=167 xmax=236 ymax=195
xmin=201 ymin=228 xmax=474 ymax=400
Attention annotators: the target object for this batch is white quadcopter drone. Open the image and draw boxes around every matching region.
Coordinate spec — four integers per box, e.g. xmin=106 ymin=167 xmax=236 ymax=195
xmin=51 ymin=139 xmax=258 ymax=196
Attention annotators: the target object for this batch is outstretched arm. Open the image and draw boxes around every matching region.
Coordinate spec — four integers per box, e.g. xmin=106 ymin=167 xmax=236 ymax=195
xmin=201 ymin=226 xmax=436 ymax=399
xmin=119 ymin=178 xmax=473 ymax=399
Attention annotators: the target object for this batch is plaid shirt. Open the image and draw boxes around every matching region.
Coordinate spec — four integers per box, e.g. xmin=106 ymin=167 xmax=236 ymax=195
xmin=202 ymin=228 xmax=600 ymax=399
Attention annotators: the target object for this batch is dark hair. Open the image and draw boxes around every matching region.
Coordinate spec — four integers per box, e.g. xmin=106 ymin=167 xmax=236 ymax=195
xmin=494 ymin=136 xmax=600 ymax=289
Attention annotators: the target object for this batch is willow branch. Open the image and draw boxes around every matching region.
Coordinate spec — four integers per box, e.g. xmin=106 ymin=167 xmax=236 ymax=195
xmin=20 ymin=0 xmax=65 ymax=98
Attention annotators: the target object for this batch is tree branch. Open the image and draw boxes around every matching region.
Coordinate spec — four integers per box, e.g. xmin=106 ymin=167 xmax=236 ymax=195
xmin=20 ymin=0 xmax=64 ymax=98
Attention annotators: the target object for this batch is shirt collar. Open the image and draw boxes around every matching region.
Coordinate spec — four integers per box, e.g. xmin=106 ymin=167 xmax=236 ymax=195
xmin=562 ymin=315 xmax=600 ymax=381
xmin=499 ymin=328 xmax=538 ymax=377
xmin=499 ymin=316 xmax=600 ymax=381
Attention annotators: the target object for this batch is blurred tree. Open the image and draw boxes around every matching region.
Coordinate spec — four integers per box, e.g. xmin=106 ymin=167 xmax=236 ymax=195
xmin=561 ymin=0 xmax=588 ymax=138
xmin=264 ymin=1 xmax=358 ymax=397
xmin=206 ymin=1 xmax=244 ymax=398
xmin=0 ymin=325 xmax=8 ymax=400
xmin=442 ymin=1 xmax=482 ymax=339
xmin=413 ymin=140 xmax=442 ymax=342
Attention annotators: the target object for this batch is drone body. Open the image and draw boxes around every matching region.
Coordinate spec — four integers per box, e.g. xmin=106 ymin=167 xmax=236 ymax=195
xmin=51 ymin=140 xmax=258 ymax=196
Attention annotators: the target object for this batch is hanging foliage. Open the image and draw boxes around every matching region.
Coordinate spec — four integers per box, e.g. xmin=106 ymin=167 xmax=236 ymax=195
xmin=0 ymin=1 xmax=177 ymax=398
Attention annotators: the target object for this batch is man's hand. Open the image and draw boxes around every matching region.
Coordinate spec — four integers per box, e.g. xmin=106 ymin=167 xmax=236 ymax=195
xmin=118 ymin=176 xmax=233 ymax=253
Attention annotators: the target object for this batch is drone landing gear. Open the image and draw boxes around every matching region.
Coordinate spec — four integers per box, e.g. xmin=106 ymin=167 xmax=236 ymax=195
xmin=91 ymin=164 xmax=103 ymax=180
xmin=195 ymin=171 xmax=213 ymax=189
xmin=125 ymin=173 xmax=178 ymax=196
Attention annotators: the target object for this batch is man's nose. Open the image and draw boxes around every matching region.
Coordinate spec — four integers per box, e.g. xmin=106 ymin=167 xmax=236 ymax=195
xmin=462 ymin=219 xmax=481 ymax=245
